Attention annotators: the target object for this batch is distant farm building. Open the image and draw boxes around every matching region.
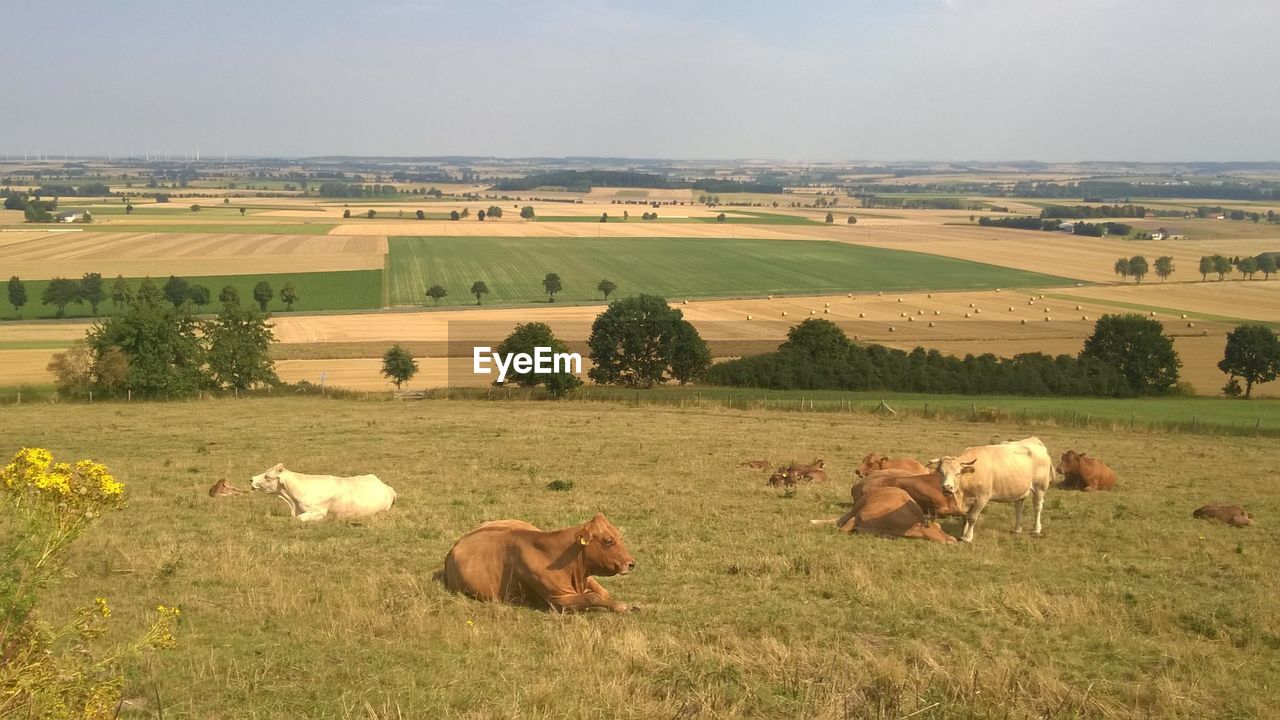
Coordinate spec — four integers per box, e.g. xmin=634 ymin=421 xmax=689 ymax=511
xmin=1150 ymin=228 xmax=1185 ymax=241
xmin=55 ymin=211 xmax=84 ymax=223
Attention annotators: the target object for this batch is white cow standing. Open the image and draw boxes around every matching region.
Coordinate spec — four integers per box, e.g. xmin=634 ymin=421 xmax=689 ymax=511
xmin=933 ymin=437 xmax=1053 ymax=542
xmin=250 ymin=463 xmax=397 ymax=521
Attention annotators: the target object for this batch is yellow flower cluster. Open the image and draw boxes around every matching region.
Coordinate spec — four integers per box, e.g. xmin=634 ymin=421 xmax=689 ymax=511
xmin=1 ymin=447 xmax=125 ymax=509
xmin=95 ymin=597 xmax=111 ymax=619
xmin=151 ymin=604 xmax=182 ymax=649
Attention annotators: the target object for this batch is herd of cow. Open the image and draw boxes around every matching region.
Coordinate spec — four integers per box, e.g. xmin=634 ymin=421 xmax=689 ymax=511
xmin=206 ymin=440 xmax=1253 ymax=615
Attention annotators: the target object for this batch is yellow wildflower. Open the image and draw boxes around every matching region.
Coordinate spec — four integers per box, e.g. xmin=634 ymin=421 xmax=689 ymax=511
xmin=95 ymin=597 xmax=111 ymax=619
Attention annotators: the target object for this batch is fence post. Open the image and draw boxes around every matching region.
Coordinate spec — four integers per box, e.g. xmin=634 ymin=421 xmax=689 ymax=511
xmin=127 ymin=390 xmax=131 ymax=402
xmin=89 ymin=391 xmax=93 ymax=403
xmin=1256 ymin=418 xmax=1262 ymax=435
xmin=971 ymin=403 xmax=977 ymax=420
xmin=16 ymin=393 xmax=20 ymax=405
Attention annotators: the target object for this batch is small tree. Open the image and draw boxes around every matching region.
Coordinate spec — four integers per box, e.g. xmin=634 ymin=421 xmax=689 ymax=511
xmin=78 ymin=272 xmax=105 ymax=316
xmin=163 ymin=275 xmax=191 ymax=308
xmin=1113 ymin=258 xmax=1130 ymax=282
xmin=1237 ymin=256 xmax=1259 ymax=279
xmin=366 ymin=209 xmax=376 ymax=219
xmin=342 ymin=208 xmax=351 ymax=219
xmin=426 ymin=284 xmax=447 ymax=305
xmin=825 ymin=212 xmax=834 ymax=224
xmin=252 ymin=280 xmax=273 ymax=312
xmin=493 ymin=322 xmax=583 ymax=398
xmin=1259 ymin=254 xmax=1277 ymax=280
xmin=8 ymin=275 xmax=28 ymax=316
xmin=587 ymin=294 xmax=711 ymax=388
xmin=42 ymin=277 xmax=83 ymax=318
xmin=1213 ymin=254 xmax=1232 ymax=280
xmin=110 ymin=275 xmax=132 ymax=311
xmin=716 ymin=213 xmax=726 ymax=222
xmin=597 ymin=279 xmax=617 ymax=300
xmin=280 ymin=281 xmax=299 ymax=310
xmin=471 ymin=280 xmax=489 ymax=305
xmin=487 ymin=205 xmax=503 ymax=219
xmin=415 ymin=209 xmax=425 ymax=220
xmin=239 ymin=207 xmax=247 ymax=216
xmin=847 ymin=215 xmax=858 ymax=225
xmin=1199 ymin=255 xmax=1213 ymax=281
xmin=520 ymin=205 xmax=535 ymax=220
xmin=380 ymin=344 xmax=418 ymax=390
xmin=219 ymin=285 xmax=240 ymax=307
xmin=1218 ymin=324 xmax=1280 ymax=398
xmin=450 ymin=210 xmax=460 ymax=221
xmin=188 ymin=284 xmax=212 ymax=309
xmin=88 ymin=279 xmax=206 ymax=398
xmin=543 ymin=272 xmax=562 ymax=302
xmin=477 ymin=209 xmax=486 ymax=221
xmin=125 ymin=203 xmax=134 ymax=214
xmin=600 ymin=212 xmax=608 ymax=223
xmin=190 ymin=204 xmax=201 ymax=212
xmin=1154 ymin=256 xmax=1175 ymax=282
xmin=1128 ymin=256 xmax=1149 ymax=284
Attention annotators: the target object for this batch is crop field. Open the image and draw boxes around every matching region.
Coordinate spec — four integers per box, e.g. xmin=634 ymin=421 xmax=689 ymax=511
xmin=385 ymin=236 xmax=1072 ymax=307
xmin=0 ymin=231 xmax=385 ymax=280
xmin=4 ymin=398 xmax=1278 ymax=718
xmin=7 ymin=270 xmax=381 ymax=320
xmin=78 ymin=222 xmax=337 ymax=235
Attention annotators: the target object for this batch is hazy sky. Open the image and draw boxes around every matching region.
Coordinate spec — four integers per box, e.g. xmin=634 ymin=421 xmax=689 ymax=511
xmin=5 ymin=0 xmax=1277 ymax=162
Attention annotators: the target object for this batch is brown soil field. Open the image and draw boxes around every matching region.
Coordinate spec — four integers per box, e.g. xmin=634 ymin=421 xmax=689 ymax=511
xmin=0 ymin=232 xmax=385 ymax=279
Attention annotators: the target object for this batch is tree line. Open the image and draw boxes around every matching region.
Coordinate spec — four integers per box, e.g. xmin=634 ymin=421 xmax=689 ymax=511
xmin=978 ymin=215 xmax=1131 ymax=236
xmin=422 ymin=274 xmax=618 ymax=307
xmin=6 ymin=274 xmax=300 ymax=320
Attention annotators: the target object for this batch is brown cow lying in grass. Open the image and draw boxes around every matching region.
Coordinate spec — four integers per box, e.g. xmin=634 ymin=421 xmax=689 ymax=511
xmin=440 ymin=512 xmax=638 ymax=613
xmin=208 ymin=479 xmax=244 ymax=497
xmin=1192 ymin=504 xmax=1254 ymax=528
xmin=1055 ymin=450 xmax=1117 ymax=491
xmin=768 ymin=459 xmax=828 ymax=487
xmin=846 ymin=470 xmax=963 ymax=525
xmin=837 ymin=487 xmax=956 ymax=544
xmin=855 ymin=452 xmax=929 ymax=478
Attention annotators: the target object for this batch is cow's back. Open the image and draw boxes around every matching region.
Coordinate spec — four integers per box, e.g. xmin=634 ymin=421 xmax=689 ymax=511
xmin=443 ymin=520 xmax=540 ymax=602
xmin=326 ymin=474 xmax=397 ymax=518
xmin=1081 ymin=457 xmax=1117 ymax=490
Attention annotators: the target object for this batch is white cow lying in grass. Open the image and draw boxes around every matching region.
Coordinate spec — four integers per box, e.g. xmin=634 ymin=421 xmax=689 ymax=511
xmin=250 ymin=463 xmax=397 ymax=521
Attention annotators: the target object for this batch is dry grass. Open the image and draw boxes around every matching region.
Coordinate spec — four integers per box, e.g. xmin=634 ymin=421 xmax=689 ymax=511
xmin=5 ymin=398 xmax=1278 ymax=718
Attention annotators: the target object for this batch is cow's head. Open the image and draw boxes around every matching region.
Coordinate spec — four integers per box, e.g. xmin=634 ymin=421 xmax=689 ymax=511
xmin=855 ymin=453 xmax=885 ymax=478
xmin=931 ymin=456 xmax=976 ymax=496
xmin=576 ymin=512 xmax=636 ymax=577
xmin=811 ymin=459 xmax=826 ymax=470
xmin=250 ymin=463 xmax=287 ymax=493
xmin=1056 ymin=450 xmax=1083 ymax=476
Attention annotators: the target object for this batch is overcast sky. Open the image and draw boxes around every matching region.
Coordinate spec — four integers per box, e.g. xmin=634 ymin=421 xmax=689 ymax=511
xmin=4 ymin=0 xmax=1277 ymax=162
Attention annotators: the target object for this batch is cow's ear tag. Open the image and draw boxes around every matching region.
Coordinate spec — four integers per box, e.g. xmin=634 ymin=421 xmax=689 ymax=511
xmin=578 ymin=536 xmax=589 ymax=546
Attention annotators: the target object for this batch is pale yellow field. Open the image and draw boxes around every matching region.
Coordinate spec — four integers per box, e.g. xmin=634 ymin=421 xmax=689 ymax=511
xmin=0 ymin=232 xmax=385 ymax=280
xmin=1053 ymin=280 xmax=1280 ymax=323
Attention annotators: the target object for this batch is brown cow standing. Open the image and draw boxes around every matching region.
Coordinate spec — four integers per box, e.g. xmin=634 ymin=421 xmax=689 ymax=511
xmin=1192 ymin=504 xmax=1254 ymax=528
xmin=855 ymin=453 xmax=929 ymax=478
xmin=441 ymin=513 xmax=637 ymax=612
xmin=846 ymin=470 xmax=964 ymax=525
xmin=837 ymin=487 xmax=956 ymax=544
xmin=1055 ymin=450 xmax=1117 ymax=491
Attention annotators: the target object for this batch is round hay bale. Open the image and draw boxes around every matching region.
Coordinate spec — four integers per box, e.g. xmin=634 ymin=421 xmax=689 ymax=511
xmin=1044 ymin=307 xmax=1050 ymax=313
xmin=897 ymin=297 xmax=903 ymax=303
xmin=908 ymin=316 xmax=914 ymax=322
xmin=853 ymin=334 xmax=861 ymax=340
xmin=974 ymin=308 xmax=981 ymax=314
xmin=1039 ymin=294 xmax=1045 ymax=299
xmin=888 ymin=326 xmax=896 ymax=332
xmin=767 ymin=295 xmax=773 ymax=300
xmin=1081 ymin=315 xmax=1089 ymax=321
xmin=858 ymin=312 xmax=865 ymax=318
xmin=683 ymin=300 xmax=689 ymax=305
xmin=928 ymin=321 xmax=935 ymax=327
xmin=878 ymin=291 xmax=883 ymax=296
xmin=900 ymin=312 xmax=907 ymax=317
xmin=917 ymin=310 xmax=924 ymax=315
xmin=969 ymin=303 xmax=976 ymax=308
xmin=823 ymin=308 xmax=830 ymax=314
xmin=1181 ymin=313 xmax=1187 ymax=319
xmin=964 ymin=312 xmax=971 ymax=318
xmin=1028 ymin=300 xmax=1035 ymax=305
xmin=995 ymin=288 xmax=1002 ymax=293
xmin=847 ymin=293 xmax=853 ymax=298
xmin=809 ymin=310 xmax=816 ymax=315
xmin=1187 ymin=322 xmax=1195 ymax=328
xmin=1008 ymin=306 xmax=1014 ymax=312
xmin=1044 ymin=316 xmax=1051 ymax=322
xmin=1075 ymin=305 xmax=1081 ymax=310
xmin=927 ymin=293 xmax=933 ymax=298
xmin=1149 ymin=311 xmax=1157 ymax=316
xmin=934 ymin=310 xmax=941 ymax=315
xmin=746 ymin=314 xmax=752 ymax=320
xmin=824 ymin=302 xmax=830 ymax=308
xmin=781 ymin=311 xmax=787 ymax=317
xmin=1020 ymin=319 xmax=1028 ymax=325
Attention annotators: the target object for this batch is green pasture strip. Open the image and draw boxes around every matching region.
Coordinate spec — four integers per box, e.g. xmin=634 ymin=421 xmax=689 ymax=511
xmin=2 ymin=270 xmax=382 ymax=320
xmin=386 ymin=235 xmax=1075 ymax=307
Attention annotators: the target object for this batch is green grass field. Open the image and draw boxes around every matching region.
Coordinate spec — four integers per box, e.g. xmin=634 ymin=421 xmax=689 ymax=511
xmin=386 ymin=236 xmax=1074 ymax=307
xmin=5 ymin=270 xmax=382 ymax=320
xmin=5 ymin=397 xmax=1277 ymax=718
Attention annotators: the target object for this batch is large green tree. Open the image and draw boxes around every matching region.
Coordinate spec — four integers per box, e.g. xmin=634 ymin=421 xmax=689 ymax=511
xmin=597 ymin=279 xmax=617 ymax=300
xmin=1212 ymin=255 xmax=1232 ymax=280
xmin=280 ymin=281 xmax=299 ymax=311
xmin=1198 ymin=255 xmax=1213 ymax=281
xmin=79 ymin=273 xmax=105 ymax=316
xmin=1128 ymin=256 xmax=1149 ymax=284
xmin=1218 ymin=324 xmax=1280 ymax=399
xmin=493 ymin=322 xmax=583 ymax=398
xmin=587 ymin=294 xmax=711 ymax=388
xmin=110 ymin=275 xmax=132 ymax=310
xmin=205 ymin=303 xmax=279 ymax=390
xmin=1080 ymin=314 xmax=1181 ymax=396
xmin=163 ymin=275 xmax=190 ymax=308
xmin=1154 ymin=256 xmax=1175 ymax=282
xmin=426 ymin=284 xmax=447 ymax=305
xmin=1113 ymin=258 xmax=1130 ymax=282
xmin=88 ymin=279 xmax=206 ymax=398
xmin=252 ymin=281 xmax=273 ymax=312
xmin=1258 ymin=254 xmax=1277 ymax=280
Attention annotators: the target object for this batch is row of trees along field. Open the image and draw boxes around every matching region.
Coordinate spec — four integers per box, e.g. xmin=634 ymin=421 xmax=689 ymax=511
xmin=707 ymin=317 xmax=1280 ymax=399
xmin=47 ymin=279 xmax=277 ymax=399
xmin=978 ymin=215 xmax=1132 ymax=236
xmin=423 ymin=275 xmax=619 ymax=306
xmin=1110 ymin=254 xmax=1277 ymax=283
xmin=5 ymin=275 xmax=299 ymax=319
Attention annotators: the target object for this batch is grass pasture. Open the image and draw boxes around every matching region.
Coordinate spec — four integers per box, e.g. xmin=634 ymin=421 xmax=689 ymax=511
xmin=5 ymin=398 xmax=1278 ymax=718
xmin=386 ymin=236 xmax=1073 ymax=307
